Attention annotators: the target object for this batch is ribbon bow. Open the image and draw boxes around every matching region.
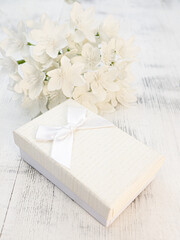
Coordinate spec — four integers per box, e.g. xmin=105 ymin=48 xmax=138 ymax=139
xmin=36 ymin=106 xmax=114 ymax=168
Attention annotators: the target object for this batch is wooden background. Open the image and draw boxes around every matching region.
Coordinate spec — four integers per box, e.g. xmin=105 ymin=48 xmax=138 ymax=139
xmin=0 ymin=0 xmax=180 ymax=239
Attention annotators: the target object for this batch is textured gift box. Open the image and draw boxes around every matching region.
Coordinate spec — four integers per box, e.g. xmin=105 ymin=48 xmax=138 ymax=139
xmin=13 ymin=99 xmax=164 ymax=226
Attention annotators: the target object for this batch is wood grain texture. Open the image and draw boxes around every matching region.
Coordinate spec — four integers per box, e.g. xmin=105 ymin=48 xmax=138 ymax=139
xmin=0 ymin=0 xmax=180 ymax=239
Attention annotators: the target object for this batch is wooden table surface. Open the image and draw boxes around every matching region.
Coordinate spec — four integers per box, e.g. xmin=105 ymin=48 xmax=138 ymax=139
xmin=0 ymin=0 xmax=180 ymax=239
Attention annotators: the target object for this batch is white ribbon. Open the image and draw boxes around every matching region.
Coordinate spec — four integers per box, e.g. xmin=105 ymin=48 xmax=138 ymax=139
xmin=36 ymin=106 xmax=114 ymax=168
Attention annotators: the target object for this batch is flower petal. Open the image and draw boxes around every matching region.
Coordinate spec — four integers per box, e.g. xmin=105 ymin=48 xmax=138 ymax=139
xmin=29 ymin=81 xmax=43 ymax=99
xmin=62 ymin=80 xmax=74 ymax=97
xmin=91 ymin=81 xmax=106 ymax=101
xmin=48 ymin=69 xmax=62 ymax=91
xmin=102 ymin=80 xmax=120 ymax=92
xmin=97 ymin=102 xmax=115 ymax=113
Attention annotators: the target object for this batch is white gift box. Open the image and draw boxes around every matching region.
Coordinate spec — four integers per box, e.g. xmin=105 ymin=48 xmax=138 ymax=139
xmin=13 ymin=99 xmax=164 ymax=226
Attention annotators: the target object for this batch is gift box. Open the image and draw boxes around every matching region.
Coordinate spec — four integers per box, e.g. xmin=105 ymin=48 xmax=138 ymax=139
xmin=13 ymin=99 xmax=164 ymax=226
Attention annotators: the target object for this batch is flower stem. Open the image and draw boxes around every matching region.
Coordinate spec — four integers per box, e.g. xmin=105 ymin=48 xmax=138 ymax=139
xmin=27 ymin=42 xmax=35 ymax=46
xmin=17 ymin=59 xmax=25 ymax=65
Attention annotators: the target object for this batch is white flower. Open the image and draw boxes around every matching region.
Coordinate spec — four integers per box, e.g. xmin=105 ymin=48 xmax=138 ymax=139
xmin=116 ymin=37 xmax=138 ymax=61
xmin=32 ymin=50 xmax=54 ymax=70
xmin=72 ymin=85 xmax=98 ymax=113
xmin=71 ymin=43 xmax=100 ymax=70
xmin=63 ymin=37 xmax=83 ymax=59
xmin=47 ymin=90 xmax=65 ymax=109
xmin=22 ymin=94 xmax=47 ymax=118
xmin=114 ymin=60 xmax=132 ymax=80
xmin=70 ymin=2 xmax=97 ymax=43
xmin=1 ymin=21 xmax=29 ymax=56
xmin=43 ymin=82 xmax=66 ymax=109
xmin=100 ymin=15 xmax=119 ymax=40
xmin=84 ymin=66 xmax=119 ymax=101
xmin=101 ymin=38 xmax=116 ymax=65
xmin=106 ymin=85 xmax=136 ymax=108
xmin=116 ymin=86 xmax=136 ymax=106
xmin=48 ymin=56 xmax=84 ymax=97
xmin=21 ymin=62 xmax=45 ymax=99
xmin=31 ymin=17 xmax=67 ymax=58
xmin=10 ymin=72 xmax=27 ymax=94
xmin=0 ymin=2 xmax=138 ymax=116
xmin=97 ymin=101 xmax=115 ymax=113
xmin=104 ymin=70 xmax=137 ymax=108
xmin=66 ymin=37 xmax=83 ymax=55
xmin=81 ymin=43 xmax=100 ymax=69
xmin=106 ymin=92 xmax=118 ymax=107
xmin=0 ymin=55 xmax=18 ymax=75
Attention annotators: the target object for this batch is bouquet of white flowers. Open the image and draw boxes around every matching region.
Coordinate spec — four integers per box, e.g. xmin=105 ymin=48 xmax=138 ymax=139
xmin=0 ymin=2 xmax=138 ymax=117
